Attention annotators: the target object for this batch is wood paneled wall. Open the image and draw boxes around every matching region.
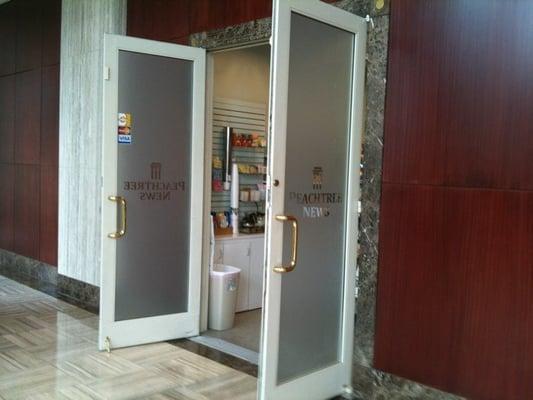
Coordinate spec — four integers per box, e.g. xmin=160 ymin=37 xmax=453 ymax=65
xmin=126 ymin=0 xmax=336 ymax=42
xmin=375 ymin=1 xmax=533 ymax=399
xmin=127 ymin=0 xmax=273 ymax=42
xmin=0 ymin=0 xmax=61 ymax=265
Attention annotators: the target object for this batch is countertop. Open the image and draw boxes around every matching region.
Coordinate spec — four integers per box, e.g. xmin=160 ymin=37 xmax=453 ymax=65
xmin=215 ymin=232 xmax=265 ymax=241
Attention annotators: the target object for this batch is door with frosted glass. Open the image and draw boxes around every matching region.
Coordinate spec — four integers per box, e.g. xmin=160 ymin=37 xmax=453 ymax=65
xmin=99 ymin=34 xmax=205 ymax=350
xmin=259 ymin=1 xmax=366 ymax=399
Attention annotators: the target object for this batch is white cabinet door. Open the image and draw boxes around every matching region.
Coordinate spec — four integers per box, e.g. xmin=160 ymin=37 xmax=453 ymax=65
xmin=249 ymin=238 xmax=265 ymax=309
xmin=222 ymin=241 xmax=250 ymax=312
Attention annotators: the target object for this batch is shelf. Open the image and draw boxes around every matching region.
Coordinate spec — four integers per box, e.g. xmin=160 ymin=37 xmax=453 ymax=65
xmin=232 ymin=146 xmax=267 ymax=152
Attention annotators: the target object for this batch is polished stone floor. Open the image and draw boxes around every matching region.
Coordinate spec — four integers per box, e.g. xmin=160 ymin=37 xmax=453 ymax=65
xmin=203 ymin=309 xmax=261 ymax=353
xmin=0 ymin=275 xmax=257 ymax=400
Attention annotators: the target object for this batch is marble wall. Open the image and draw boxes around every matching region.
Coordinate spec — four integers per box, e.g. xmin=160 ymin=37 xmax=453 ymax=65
xmin=58 ymin=0 xmax=126 ymax=285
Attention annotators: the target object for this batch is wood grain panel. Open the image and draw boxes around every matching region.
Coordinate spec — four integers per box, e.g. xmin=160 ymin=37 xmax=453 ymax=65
xmin=0 ymin=163 xmax=15 ymax=249
xmin=188 ymin=0 xmax=271 ymax=33
xmin=15 ymin=68 xmax=41 ymax=165
xmin=442 ymin=2 xmax=533 ymax=191
xmin=40 ymin=165 xmax=58 ymax=265
xmin=40 ymin=65 xmax=59 ymax=166
xmin=127 ymin=0 xmax=155 ymax=39
xmin=14 ymin=164 xmax=40 ymax=259
xmin=0 ymin=75 xmax=15 ymax=163
xmin=125 ymin=0 xmax=343 ymax=42
xmin=0 ymin=0 xmax=61 ymax=265
xmin=375 ymin=184 xmax=533 ymax=399
xmin=15 ymin=0 xmax=43 ymax=72
xmin=382 ymin=0 xmax=533 ymax=191
xmin=41 ymin=0 xmax=61 ymax=67
xmin=0 ymin=1 xmax=16 ymax=76
xmin=188 ymin=0 xmax=221 ymax=34
xmin=382 ymin=0 xmax=452 ymax=185
xmin=444 ymin=188 xmax=533 ymax=399
xmin=127 ymin=0 xmax=272 ymax=41
xmin=153 ymin=0 xmax=190 ymax=41
xmin=375 ymin=184 xmax=456 ymax=388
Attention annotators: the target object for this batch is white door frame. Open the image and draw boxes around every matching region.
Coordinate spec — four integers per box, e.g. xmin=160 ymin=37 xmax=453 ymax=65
xmin=99 ymin=34 xmax=205 ymax=350
xmin=259 ymin=1 xmax=367 ymax=399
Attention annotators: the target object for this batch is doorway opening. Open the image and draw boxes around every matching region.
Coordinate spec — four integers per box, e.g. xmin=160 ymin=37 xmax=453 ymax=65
xmin=98 ymin=3 xmax=366 ymax=398
xmin=195 ymin=43 xmax=271 ymax=364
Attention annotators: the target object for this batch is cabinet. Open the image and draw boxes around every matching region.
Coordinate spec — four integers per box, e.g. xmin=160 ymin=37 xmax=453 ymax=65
xmin=214 ymin=235 xmax=264 ymax=312
xmin=248 ymin=239 xmax=264 ymax=309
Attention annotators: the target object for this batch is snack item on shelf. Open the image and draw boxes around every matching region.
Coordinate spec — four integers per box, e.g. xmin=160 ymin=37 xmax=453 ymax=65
xmin=251 ymin=133 xmax=259 ymax=147
xmin=240 ymin=189 xmax=250 ymax=202
xmin=212 ymin=180 xmax=223 ymax=192
xmin=250 ymin=190 xmax=261 ymax=202
xmin=212 ymin=156 xmax=223 ymax=169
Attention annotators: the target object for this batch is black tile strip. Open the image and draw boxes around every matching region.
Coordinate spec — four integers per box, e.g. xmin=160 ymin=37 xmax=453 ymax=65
xmin=0 ymin=269 xmax=99 ymax=315
xmin=168 ymin=338 xmax=258 ymax=378
xmin=0 ymin=249 xmax=99 ymax=314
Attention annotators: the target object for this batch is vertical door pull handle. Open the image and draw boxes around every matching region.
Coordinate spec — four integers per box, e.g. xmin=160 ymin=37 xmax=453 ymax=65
xmin=108 ymin=196 xmax=127 ymax=238
xmin=273 ymin=215 xmax=298 ymax=273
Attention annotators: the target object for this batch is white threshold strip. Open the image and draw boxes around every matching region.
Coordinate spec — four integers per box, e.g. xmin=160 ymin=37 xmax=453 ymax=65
xmin=189 ymin=335 xmax=259 ymax=365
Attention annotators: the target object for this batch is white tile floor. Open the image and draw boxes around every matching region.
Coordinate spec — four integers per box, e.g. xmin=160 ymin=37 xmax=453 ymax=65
xmin=0 ymin=275 xmax=257 ymax=400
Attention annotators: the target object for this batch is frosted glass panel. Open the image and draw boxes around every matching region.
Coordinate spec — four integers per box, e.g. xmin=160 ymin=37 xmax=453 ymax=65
xmin=114 ymin=51 xmax=192 ymax=321
xmin=277 ymin=13 xmax=354 ymax=383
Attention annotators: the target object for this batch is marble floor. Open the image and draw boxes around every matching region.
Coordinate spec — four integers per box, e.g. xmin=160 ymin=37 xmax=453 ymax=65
xmin=0 ymin=275 xmax=257 ymax=400
xmin=203 ymin=309 xmax=261 ymax=353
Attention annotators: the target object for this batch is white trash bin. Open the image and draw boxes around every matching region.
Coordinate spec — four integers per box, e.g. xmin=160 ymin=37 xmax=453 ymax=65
xmin=208 ymin=264 xmax=240 ymax=331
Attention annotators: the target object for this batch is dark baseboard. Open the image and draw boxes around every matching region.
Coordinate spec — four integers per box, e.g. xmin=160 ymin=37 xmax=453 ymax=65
xmin=168 ymin=338 xmax=258 ymax=377
xmin=0 ymin=249 xmax=99 ymax=314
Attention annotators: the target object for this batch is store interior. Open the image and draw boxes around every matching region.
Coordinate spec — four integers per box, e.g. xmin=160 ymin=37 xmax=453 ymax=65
xmin=193 ymin=43 xmax=271 ymax=363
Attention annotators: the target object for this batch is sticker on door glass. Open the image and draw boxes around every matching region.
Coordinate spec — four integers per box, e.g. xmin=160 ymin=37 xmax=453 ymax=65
xmin=122 ymin=162 xmax=186 ymax=201
xmin=287 ymin=166 xmax=343 ymax=219
xmin=117 ymin=113 xmax=132 ymax=144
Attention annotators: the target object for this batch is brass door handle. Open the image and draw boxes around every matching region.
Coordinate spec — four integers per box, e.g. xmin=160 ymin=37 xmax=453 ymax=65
xmin=108 ymin=196 xmax=127 ymax=238
xmin=273 ymin=215 xmax=298 ymax=273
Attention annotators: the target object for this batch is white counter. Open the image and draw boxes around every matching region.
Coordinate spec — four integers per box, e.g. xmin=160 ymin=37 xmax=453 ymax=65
xmin=215 ymin=233 xmax=264 ymax=242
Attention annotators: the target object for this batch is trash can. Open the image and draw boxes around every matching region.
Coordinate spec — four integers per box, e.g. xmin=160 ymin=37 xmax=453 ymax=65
xmin=208 ymin=264 xmax=241 ymax=331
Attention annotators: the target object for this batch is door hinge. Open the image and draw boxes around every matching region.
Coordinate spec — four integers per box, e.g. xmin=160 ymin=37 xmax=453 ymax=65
xmin=104 ymin=66 xmax=110 ymax=81
xmin=365 ymin=15 xmax=375 ymax=29
xmin=104 ymin=336 xmax=112 ymax=353
xmin=341 ymin=385 xmax=361 ymax=399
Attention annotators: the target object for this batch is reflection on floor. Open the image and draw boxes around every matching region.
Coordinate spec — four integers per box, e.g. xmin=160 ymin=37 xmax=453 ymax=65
xmin=204 ymin=309 xmax=261 ymax=354
xmin=0 ymin=275 xmax=256 ymax=399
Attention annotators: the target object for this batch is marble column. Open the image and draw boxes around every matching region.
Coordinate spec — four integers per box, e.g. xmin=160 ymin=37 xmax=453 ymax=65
xmin=58 ymin=0 xmax=126 ymax=285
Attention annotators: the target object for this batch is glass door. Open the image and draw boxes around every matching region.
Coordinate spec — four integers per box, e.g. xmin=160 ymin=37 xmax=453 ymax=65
xmin=259 ymin=1 xmax=366 ymax=399
xmin=99 ymin=34 xmax=205 ymax=350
